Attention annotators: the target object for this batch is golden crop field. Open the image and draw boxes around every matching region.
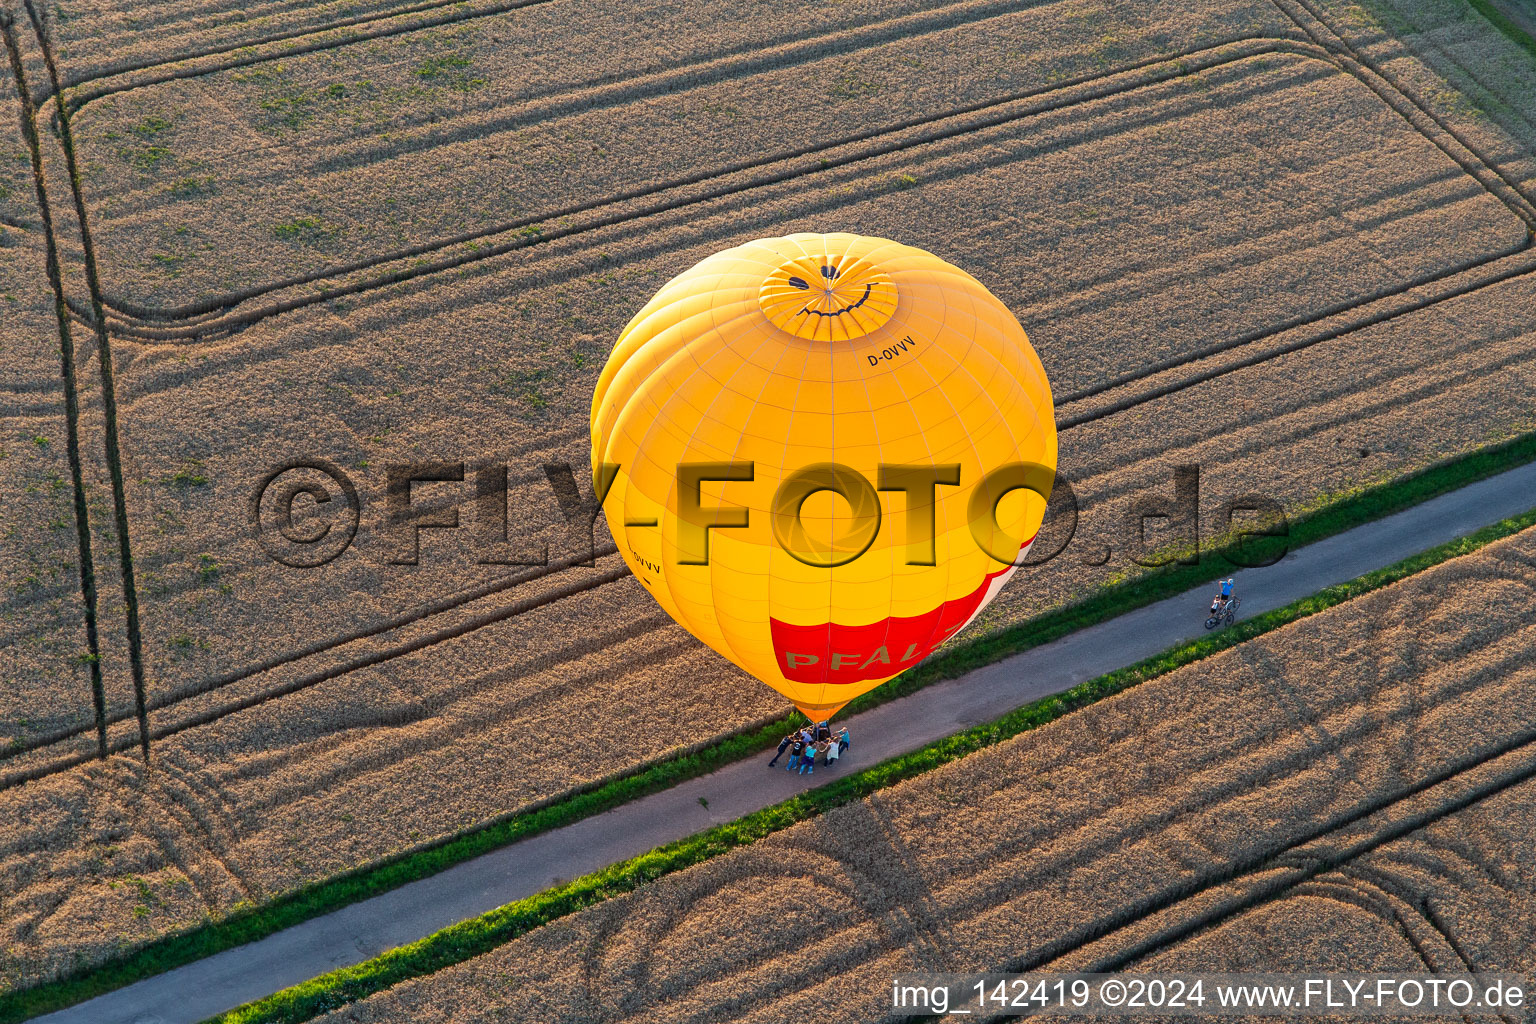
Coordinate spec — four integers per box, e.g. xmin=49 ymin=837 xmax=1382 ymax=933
xmin=1 ymin=0 xmax=1534 ymax=995
xmin=316 ymin=522 xmax=1536 ymax=1023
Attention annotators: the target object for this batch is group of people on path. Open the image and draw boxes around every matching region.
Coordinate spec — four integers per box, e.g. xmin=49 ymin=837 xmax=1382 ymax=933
xmin=768 ymin=722 xmax=851 ymax=776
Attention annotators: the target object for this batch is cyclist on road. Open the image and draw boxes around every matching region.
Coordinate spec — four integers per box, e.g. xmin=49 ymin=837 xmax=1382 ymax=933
xmin=1210 ymin=577 xmax=1235 ymax=615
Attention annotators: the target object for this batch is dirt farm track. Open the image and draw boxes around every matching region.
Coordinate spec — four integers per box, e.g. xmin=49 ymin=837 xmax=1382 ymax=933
xmin=1 ymin=0 xmax=1535 ymax=1003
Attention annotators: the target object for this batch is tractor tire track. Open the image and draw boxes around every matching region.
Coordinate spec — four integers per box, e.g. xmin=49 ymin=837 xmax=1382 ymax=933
xmin=1257 ymin=878 xmax=1448 ymax=974
xmin=58 ymin=0 xmax=559 ymax=111
xmin=56 ymin=0 xmax=557 ymax=99
xmin=935 ymin=629 xmax=1536 ymax=963
xmin=24 ymin=0 xmax=152 ymax=760
xmin=1339 ymin=862 xmax=1500 ymax=994
xmin=3 ymin=3 xmax=1535 ymax=1004
xmin=93 ymin=34 xmax=1294 ymax=330
xmin=6 ymin=6 xmax=1535 ymax=807
xmin=1058 ymin=246 xmax=1536 ymax=429
xmin=1053 ymin=234 xmax=1530 ymax=408
xmin=82 ymin=0 xmax=1091 ymax=242
xmin=0 ymin=540 xmax=620 ymax=765
xmin=1272 ymin=0 xmax=1536 ymax=209
xmin=0 ymin=562 xmax=631 ymax=793
xmin=9 ymin=243 xmax=1535 ymax=792
xmin=76 ymin=12 xmax=1531 ymax=333
xmin=90 ymin=34 xmax=1534 ymax=337
xmin=0 ymin=9 xmax=109 ymax=758
xmin=983 ymin=720 xmax=1536 ymax=1011
xmin=59 ymin=0 xmax=1014 ymax=116
xmin=135 ymin=769 xmax=252 ymax=912
xmin=237 ymin=627 xmax=698 ymax=816
xmin=78 ymin=63 xmax=1528 ymax=455
xmin=1362 ymin=0 xmax=1536 ymax=144
xmin=8 ymin=237 xmax=1536 ymax=788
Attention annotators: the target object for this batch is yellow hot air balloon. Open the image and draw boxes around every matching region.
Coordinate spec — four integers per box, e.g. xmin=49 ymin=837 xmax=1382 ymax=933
xmin=591 ymin=233 xmax=1056 ymax=722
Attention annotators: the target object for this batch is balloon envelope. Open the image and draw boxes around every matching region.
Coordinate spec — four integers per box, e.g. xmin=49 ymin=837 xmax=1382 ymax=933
xmin=591 ymin=233 xmax=1056 ymax=721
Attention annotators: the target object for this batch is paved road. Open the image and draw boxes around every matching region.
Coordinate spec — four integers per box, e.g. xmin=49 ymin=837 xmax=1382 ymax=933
xmin=43 ymin=459 xmax=1536 ymax=1024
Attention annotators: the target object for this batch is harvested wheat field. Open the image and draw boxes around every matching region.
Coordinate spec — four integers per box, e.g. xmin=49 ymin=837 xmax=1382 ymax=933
xmin=312 ymin=521 xmax=1536 ymax=1024
xmin=2 ymin=0 xmax=1536 ymax=998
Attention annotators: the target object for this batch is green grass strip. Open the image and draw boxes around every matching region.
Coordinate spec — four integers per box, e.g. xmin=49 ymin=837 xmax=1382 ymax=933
xmin=7 ymin=429 xmax=1536 ymax=1024
xmin=209 ymin=502 xmax=1536 ymax=1024
xmin=1467 ymin=0 xmax=1536 ymax=61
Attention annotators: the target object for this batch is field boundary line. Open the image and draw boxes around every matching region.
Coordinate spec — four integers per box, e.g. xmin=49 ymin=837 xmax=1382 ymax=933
xmin=189 ymin=502 xmax=1536 ymax=1024
xmin=23 ymin=1 xmax=151 ymax=759
xmin=11 ymin=430 xmax=1536 ymax=1023
xmin=0 ymin=11 xmax=108 ymax=757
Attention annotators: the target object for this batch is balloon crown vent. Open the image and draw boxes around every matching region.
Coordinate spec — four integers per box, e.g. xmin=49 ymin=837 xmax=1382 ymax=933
xmin=758 ymin=249 xmax=897 ymax=341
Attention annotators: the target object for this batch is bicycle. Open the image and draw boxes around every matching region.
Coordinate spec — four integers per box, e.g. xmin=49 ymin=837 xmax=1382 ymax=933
xmin=1204 ymin=596 xmax=1241 ymax=630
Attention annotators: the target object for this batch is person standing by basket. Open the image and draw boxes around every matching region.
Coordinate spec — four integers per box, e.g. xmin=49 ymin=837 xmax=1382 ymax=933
xmin=768 ymin=732 xmax=794 ymax=768
xmin=785 ymin=737 xmax=805 ymax=772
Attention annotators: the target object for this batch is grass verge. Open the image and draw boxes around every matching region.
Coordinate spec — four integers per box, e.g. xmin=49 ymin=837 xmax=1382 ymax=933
xmin=209 ymin=501 xmax=1536 ymax=1024
xmin=6 ymin=429 xmax=1536 ymax=1023
xmin=1467 ymin=0 xmax=1536 ymax=61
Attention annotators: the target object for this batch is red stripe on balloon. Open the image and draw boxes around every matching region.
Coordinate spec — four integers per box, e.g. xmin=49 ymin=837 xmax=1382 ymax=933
xmin=769 ymin=536 xmax=1035 ymax=685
